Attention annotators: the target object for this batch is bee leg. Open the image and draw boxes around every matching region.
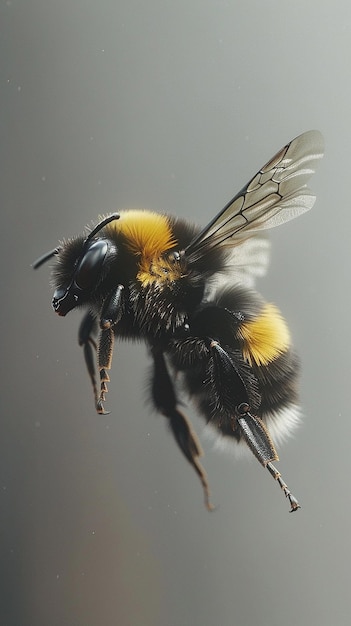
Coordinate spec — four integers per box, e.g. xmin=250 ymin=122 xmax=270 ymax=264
xmin=209 ymin=341 xmax=300 ymax=512
xmin=96 ymin=285 xmax=125 ymax=415
xmin=236 ymin=403 xmax=301 ymax=512
xmin=151 ymin=346 xmax=214 ymax=511
xmin=78 ymin=311 xmax=99 ymax=408
xmin=100 ymin=284 xmax=124 ymax=330
xmin=96 ymin=328 xmax=114 ymax=414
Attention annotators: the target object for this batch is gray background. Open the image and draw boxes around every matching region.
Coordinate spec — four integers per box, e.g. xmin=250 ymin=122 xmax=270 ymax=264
xmin=1 ymin=1 xmax=349 ymax=625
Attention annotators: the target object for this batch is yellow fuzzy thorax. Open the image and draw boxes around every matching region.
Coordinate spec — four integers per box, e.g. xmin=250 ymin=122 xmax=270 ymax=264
xmin=108 ymin=210 xmax=180 ymax=286
xmin=240 ymin=303 xmax=291 ymax=366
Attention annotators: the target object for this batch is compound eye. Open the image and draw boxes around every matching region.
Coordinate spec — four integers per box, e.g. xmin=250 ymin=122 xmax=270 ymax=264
xmin=75 ymin=240 xmax=108 ymax=290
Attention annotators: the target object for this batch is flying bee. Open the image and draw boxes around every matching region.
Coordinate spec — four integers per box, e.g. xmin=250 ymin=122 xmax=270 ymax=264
xmin=34 ymin=130 xmax=324 ymax=512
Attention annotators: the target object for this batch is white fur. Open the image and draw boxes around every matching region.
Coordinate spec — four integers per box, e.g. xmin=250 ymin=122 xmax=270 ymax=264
xmin=203 ymin=403 xmax=301 ymax=461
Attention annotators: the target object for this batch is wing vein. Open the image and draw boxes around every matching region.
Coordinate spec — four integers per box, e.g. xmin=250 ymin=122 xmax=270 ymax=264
xmin=185 ymin=130 xmax=324 ymax=260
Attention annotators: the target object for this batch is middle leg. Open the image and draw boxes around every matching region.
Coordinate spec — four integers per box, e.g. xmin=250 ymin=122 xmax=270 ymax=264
xmin=150 ymin=345 xmax=214 ymax=510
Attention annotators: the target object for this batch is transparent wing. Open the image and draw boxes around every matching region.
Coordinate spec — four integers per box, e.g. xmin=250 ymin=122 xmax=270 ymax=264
xmin=186 ymin=130 xmax=324 ymax=259
xmin=204 ymin=235 xmax=271 ymax=300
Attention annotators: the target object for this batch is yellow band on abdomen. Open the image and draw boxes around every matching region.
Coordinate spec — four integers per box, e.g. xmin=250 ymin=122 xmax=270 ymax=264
xmin=240 ymin=303 xmax=291 ymax=366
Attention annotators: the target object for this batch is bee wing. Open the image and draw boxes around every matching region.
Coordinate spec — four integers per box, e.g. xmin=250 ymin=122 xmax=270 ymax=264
xmin=185 ymin=130 xmax=324 ymax=260
xmin=223 ymin=234 xmax=271 ymax=287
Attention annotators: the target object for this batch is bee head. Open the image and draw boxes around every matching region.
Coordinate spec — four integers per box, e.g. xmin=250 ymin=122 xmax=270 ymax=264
xmin=52 ymin=237 xmax=112 ymax=315
xmin=33 ymin=214 xmax=120 ymax=316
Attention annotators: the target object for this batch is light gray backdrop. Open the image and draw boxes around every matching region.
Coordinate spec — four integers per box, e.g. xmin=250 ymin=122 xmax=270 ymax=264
xmin=2 ymin=1 xmax=349 ymax=625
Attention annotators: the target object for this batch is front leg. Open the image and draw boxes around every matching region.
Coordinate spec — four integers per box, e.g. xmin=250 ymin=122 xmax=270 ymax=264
xmin=95 ymin=284 xmax=124 ymax=414
xmin=78 ymin=311 xmax=99 ymax=405
xmin=151 ymin=346 xmax=214 ymax=510
xmin=75 ymin=284 xmax=122 ymax=414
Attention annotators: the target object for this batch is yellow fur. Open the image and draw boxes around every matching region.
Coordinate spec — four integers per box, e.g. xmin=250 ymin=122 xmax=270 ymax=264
xmin=113 ymin=210 xmax=176 ymax=256
xmin=240 ymin=303 xmax=291 ymax=366
xmin=108 ymin=210 xmax=180 ymax=286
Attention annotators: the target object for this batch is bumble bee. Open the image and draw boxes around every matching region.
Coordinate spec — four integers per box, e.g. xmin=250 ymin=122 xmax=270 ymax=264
xmin=34 ymin=130 xmax=324 ymax=512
